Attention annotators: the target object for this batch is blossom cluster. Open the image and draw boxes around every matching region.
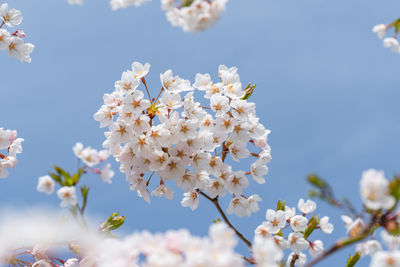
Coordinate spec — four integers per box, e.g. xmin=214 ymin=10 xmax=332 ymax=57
xmin=0 ymin=128 xmax=23 ymax=179
xmin=373 ymin=21 xmax=400 ymax=54
xmin=94 ymin=61 xmax=271 ymax=217
xmin=67 ymin=0 xmax=227 ymax=33
xmin=68 ymin=0 xmax=149 ymax=9
xmin=37 ymin=143 xmax=114 ymax=207
xmin=161 ymin=0 xmax=228 ymax=33
xmin=82 ymin=222 xmax=244 ymax=267
xmin=343 ymin=169 xmax=400 ymax=267
xmin=0 ymin=3 xmax=34 ymax=62
xmin=0 ymin=211 xmax=245 ymax=267
xmin=253 ymin=198 xmax=334 ymax=266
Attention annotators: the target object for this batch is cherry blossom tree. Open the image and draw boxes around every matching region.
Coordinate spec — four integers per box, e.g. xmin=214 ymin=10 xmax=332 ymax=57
xmin=1 ymin=1 xmax=400 ymax=267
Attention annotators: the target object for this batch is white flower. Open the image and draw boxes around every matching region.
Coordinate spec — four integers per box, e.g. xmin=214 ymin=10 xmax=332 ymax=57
xmin=309 ymin=240 xmax=324 ymax=258
xmin=343 ymin=216 xmax=365 ymax=238
xmin=265 ymin=209 xmax=286 ymax=233
xmin=193 ymin=73 xmax=212 ymax=90
xmin=373 ymin=24 xmax=387 ymax=39
xmin=0 ymin=4 xmax=23 ymax=27
xmin=0 ymin=161 xmax=9 ymax=178
xmin=319 ymin=216 xmax=334 ymax=234
xmin=360 ymin=169 xmax=395 ymax=210
xmin=181 ymin=191 xmax=199 ymax=211
xmin=0 ymin=29 xmax=11 ymax=50
xmin=8 ymin=138 xmax=23 ymax=157
xmin=370 ymin=251 xmax=400 ymax=267
xmin=151 ymin=184 xmax=174 ymax=200
xmin=254 ymin=222 xmax=271 ymax=238
xmin=37 ymin=175 xmax=55 ymax=194
xmin=290 ymin=215 xmax=308 ymax=232
xmin=6 ymin=37 xmax=34 ymax=63
xmin=297 ymin=198 xmax=316 ymax=214
xmin=110 ymin=0 xmax=149 ymax=10
xmin=383 ymin=38 xmax=400 ymax=54
xmin=288 ymin=232 xmax=309 ymax=253
xmin=381 ymin=230 xmax=400 ymax=250
xmin=250 ymin=161 xmax=268 ymax=184
xmin=115 ymin=71 xmax=140 ymax=93
xmin=247 ymin=194 xmax=262 ymax=214
xmin=210 ymin=94 xmax=230 ymax=116
xmin=161 ymin=0 xmax=228 ymax=33
xmin=32 ymin=260 xmax=51 ymax=267
xmin=160 ymin=69 xmax=193 ymax=93
xmin=131 ymin=61 xmax=150 ymax=79
xmin=80 ymin=146 xmax=101 ymax=167
xmin=57 ymin=186 xmax=78 ymax=207
xmin=356 ymin=240 xmax=382 ymax=257
xmin=100 ymin=163 xmax=114 ymax=184
xmin=226 ymin=196 xmax=249 ymax=217
xmin=287 ymin=252 xmax=307 ymax=267
xmin=72 ymin=142 xmax=84 ymax=158
xmin=226 ymin=170 xmax=249 ymax=195
xmin=64 ymin=258 xmax=80 ymax=267
xmin=252 ymin=236 xmax=283 ymax=266
xmin=68 ymin=0 xmax=83 ymax=5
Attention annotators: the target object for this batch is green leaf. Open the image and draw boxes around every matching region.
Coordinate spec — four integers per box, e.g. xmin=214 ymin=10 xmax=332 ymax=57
xmin=303 ymin=216 xmax=319 ymax=239
xmin=54 ymin=166 xmax=73 ymax=185
xmin=389 ymin=177 xmax=400 ymax=200
xmin=213 ymin=218 xmax=222 ymax=223
xmin=241 ymin=83 xmax=256 ymax=100
xmin=276 ymin=200 xmax=286 ymax=211
xmin=72 ymin=168 xmax=84 ymax=185
xmin=80 ymin=186 xmax=89 ymax=204
xmin=307 ymin=174 xmax=327 ymax=189
xmin=48 ymin=172 xmax=63 ymax=185
xmin=182 ymin=0 xmax=194 ymax=7
xmin=346 ymin=252 xmax=361 ymax=267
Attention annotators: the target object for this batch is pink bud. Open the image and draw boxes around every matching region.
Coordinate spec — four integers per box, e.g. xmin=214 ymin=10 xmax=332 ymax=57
xmin=92 ymin=168 xmax=101 ymax=174
xmin=11 ymin=30 xmax=26 ymax=38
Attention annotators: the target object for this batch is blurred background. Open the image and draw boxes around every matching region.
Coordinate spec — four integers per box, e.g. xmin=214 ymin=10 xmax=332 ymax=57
xmin=1 ymin=0 xmax=400 ymax=265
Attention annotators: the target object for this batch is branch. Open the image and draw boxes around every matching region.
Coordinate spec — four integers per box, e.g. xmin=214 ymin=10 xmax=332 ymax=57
xmin=305 ymin=219 xmax=376 ymax=267
xmin=199 ymin=191 xmax=252 ymax=248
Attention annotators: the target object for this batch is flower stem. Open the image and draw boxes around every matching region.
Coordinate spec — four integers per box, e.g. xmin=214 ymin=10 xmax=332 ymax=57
xmin=141 ymin=77 xmax=152 ymax=103
xmin=199 ymin=191 xmax=252 ymax=248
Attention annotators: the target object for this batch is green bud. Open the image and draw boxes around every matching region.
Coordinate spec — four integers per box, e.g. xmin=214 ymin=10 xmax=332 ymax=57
xmin=99 ymin=212 xmax=126 ymax=232
xmin=346 ymin=252 xmax=361 ymax=267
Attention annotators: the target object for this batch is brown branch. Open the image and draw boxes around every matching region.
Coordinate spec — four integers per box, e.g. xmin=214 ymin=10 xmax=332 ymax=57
xmin=305 ymin=218 xmax=377 ymax=267
xmin=199 ymin=191 xmax=252 ymax=248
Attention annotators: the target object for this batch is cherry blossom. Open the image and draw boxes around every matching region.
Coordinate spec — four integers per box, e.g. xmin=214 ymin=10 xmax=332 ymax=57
xmin=0 ymin=4 xmax=34 ymax=62
xmin=0 ymin=128 xmax=23 ymax=179
xmin=95 ymin=61 xmax=272 ymax=218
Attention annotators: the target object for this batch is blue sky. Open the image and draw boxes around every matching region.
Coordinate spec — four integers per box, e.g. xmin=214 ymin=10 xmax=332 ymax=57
xmin=1 ymin=0 xmax=400 ymax=265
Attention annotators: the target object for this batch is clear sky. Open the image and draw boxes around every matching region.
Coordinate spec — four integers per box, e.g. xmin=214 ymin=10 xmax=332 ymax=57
xmin=1 ymin=0 xmax=400 ymax=265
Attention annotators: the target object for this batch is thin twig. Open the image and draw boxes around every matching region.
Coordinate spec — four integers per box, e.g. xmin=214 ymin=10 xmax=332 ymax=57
xmin=199 ymin=191 xmax=252 ymax=248
xmin=154 ymin=87 xmax=164 ymax=104
xmin=141 ymin=77 xmax=152 ymax=103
